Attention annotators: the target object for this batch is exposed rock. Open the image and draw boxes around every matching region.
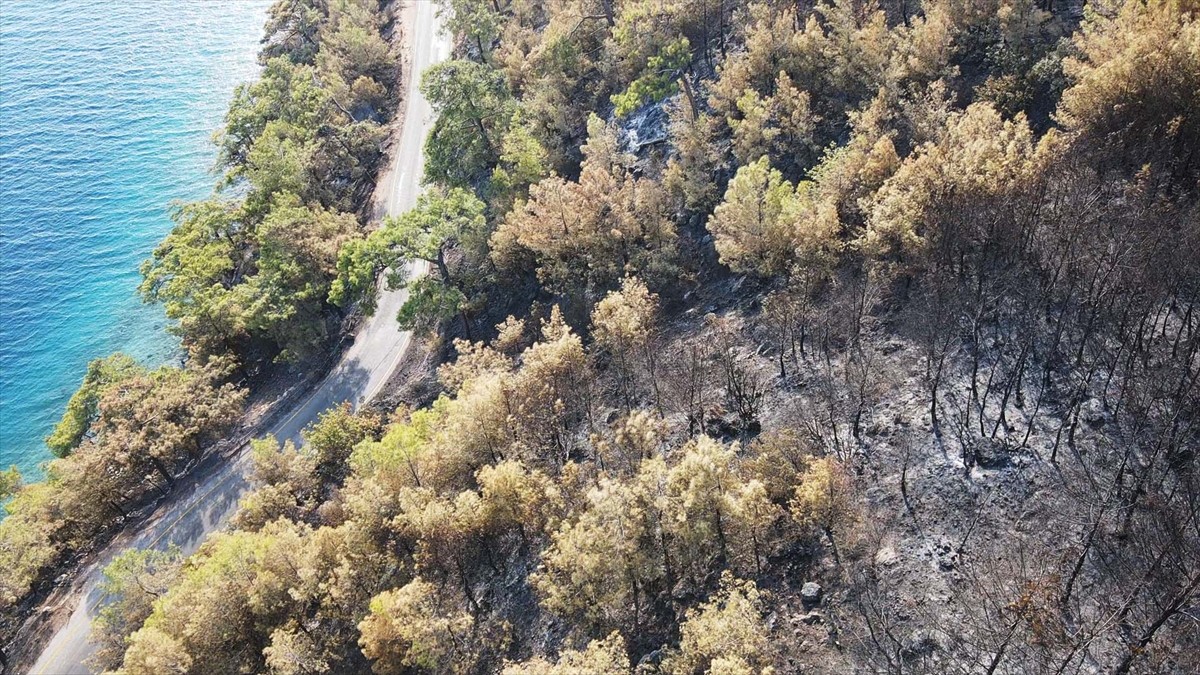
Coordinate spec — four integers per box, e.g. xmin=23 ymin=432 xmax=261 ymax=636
xmin=618 ymin=100 xmax=669 ymax=153
xmin=800 ymin=610 xmax=825 ymax=625
xmin=801 ymin=581 xmax=823 ymax=607
xmin=704 ymin=415 xmax=740 ymax=439
xmin=874 ymin=545 xmax=899 ymax=567
xmin=973 ymin=437 xmax=1016 ymax=469
xmin=1082 ymin=397 xmax=1107 ymax=427
xmin=636 ymin=648 xmax=664 ymax=669
xmin=901 ymin=629 xmax=939 ymax=660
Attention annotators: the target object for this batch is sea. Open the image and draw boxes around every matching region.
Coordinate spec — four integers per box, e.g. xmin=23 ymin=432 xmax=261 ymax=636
xmin=0 ymin=1 xmax=271 ymax=480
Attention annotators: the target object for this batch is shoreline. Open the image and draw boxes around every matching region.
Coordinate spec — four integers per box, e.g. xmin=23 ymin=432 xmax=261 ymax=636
xmin=8 ymin=2 xmax=444 ymax=672
xmin=0 ymin=1 xmax=269 ymax=484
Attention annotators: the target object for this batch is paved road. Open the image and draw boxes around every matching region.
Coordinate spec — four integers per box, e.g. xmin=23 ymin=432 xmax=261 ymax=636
xmin=29 ymin=4 xmax=450 ymax=673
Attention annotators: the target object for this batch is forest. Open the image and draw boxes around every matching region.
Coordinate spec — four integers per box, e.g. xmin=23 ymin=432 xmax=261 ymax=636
xmin=6 ymin=0 xmax=1200 ymax=672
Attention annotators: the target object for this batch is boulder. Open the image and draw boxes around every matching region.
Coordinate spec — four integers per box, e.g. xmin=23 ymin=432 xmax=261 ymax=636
xmin=801 ymin=581 xmax=823 ymax=607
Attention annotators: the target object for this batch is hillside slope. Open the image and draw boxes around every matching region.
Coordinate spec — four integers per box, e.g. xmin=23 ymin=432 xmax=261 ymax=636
xmin=62 ymin=0 xmax=1200 ymax=673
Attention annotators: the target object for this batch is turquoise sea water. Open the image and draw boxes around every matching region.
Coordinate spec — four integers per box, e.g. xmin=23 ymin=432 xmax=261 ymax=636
xmin=0 ymin=1 xmax=271 ymax=479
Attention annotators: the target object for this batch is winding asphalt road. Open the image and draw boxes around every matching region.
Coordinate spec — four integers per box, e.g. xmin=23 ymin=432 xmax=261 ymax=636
xmin=29 ymin=3 xmax=450 ymax=672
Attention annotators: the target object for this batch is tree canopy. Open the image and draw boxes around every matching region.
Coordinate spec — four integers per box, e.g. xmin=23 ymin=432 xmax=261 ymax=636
xmin=14 ymin=1 xmax=1200 ymax=673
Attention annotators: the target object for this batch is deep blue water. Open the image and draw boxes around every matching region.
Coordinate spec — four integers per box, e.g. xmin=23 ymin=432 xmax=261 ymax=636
xmin=0 ymin=1 xmax=271 ymax=479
